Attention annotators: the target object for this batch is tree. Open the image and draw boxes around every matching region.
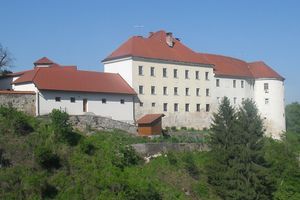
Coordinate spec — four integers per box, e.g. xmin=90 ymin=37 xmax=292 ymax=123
xmin=286 ymin=102 xmax=300 ymax=133
xmin=207 ymin=98 xmax=275 ymax=200
xmin=0 ymin=43 xmax=13 ymax=72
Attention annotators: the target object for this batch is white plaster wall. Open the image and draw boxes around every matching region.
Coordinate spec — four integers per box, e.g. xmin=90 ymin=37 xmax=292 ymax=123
xmin=0 ymin=77 xmax=13 ymax=90
xmin=213 ymin=77 xmax=254 ymax=108
xmin=254 ymin=79 xmax=286 ymax=138
xmin=13 ymin=83 xmax=38 ymax=92
xmin=38 ymin=91 xmax=135 ymax=123
xmin=131 ymin=59 xmax=214 ymax=129
xmin=103 ymin=58 xmax=133 ymax=86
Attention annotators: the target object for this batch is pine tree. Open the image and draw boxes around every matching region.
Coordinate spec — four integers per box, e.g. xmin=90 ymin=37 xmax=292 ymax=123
xmin=207 ymin=98 xmax=275 ymax=200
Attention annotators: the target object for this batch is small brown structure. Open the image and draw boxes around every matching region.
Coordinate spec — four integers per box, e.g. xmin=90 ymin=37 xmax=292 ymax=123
xmin=137 ymin=114 xmax=165 ymax=136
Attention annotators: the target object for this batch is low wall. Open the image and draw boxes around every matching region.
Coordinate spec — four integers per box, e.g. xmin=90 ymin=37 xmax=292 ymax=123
xmin=69 ymin=115 xmax=137 ymax=135
xmin=131 ymin=143 xmax=208 ymax=156
xmin=0 ymin=91 xmax=36 ymax=115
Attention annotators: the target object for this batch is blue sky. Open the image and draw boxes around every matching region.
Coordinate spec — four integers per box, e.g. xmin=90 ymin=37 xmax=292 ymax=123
xmin=1 ymin=0 xmax=299 ymax=103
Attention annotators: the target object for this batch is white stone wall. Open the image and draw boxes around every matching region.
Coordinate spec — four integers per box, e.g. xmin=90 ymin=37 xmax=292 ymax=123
xmin=38 ymin=90 xmax=135 ymax=123
xmin=103 ymin=58 xmax=133 ymax=86
xmin=213 ymin=76 xmax=254 ymax=109
xmin=254 ymin=79 xmax=286 ymax=138
xmin=13 ymin=83 xmax=38 ymax=92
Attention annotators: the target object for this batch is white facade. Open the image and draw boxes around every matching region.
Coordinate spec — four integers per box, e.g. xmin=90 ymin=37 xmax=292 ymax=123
xmin=104 ymin=57 xmax=286 ymax=138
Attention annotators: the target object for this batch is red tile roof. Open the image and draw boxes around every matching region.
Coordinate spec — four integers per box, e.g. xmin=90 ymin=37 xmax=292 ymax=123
xmin=104 ymin=30 xmax=283 ymax=80
xmin=199 ymin=53 xmax=253 ymax=78
xmin=13 ymin=60 xmax=136 ymax=95
xmin=137 ymin=114 xmax=165 ymax=125
xmin=103 ymin=30 xmax=210 ymax=65
xmin=248 ymin=61 xmax=284 ymax=80
xmin=34 ymin=57 xmax=55 ymax=65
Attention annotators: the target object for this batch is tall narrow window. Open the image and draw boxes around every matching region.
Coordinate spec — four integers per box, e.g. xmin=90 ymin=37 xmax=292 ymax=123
xmin=173 ymin=69 xmax=178 ymax=78
xmin=196 ymin=104 xmax=200 ymax=112
xmin=174 ymin=103 xmax=178 ymax=112
xmin=265 ymin=98 xmax=269 ymax=104
xmin=151 ymin=86 xmax=156 ymax=95
xmin=206 ymin=88 xmax=209 ymax=96
xmin=102 ymin=98 xmax=107 ymax=104
xmin=163 ymin=68 xmax=167 ymax=77
xmin=233 ymin=80 xmax=236 ymax=88
xmin=196 ymin=88 xmax=200 ymax=96
xmin=152 ymin=102 xmax=156 ymax=107
xmin=70 ymin=97 xmax=75 ymax=103
xmin=120 ymin=99 xmax=125 ymax=104
xmin=139 ymin=85 xmax=144 ymax=94
xmin=264 ymin=83 xmax=269 ymax=93
xmin=241 ymin=80 xmax=244 ymax=88
xmin=216 ymin=79 xmax=220 ymax=87
xmin=185 ymin=70 xmax=189 ymax=79
xmin=174 ymin=87 xmax=178 ymax=95
xmin=185 ymin=88 xmax=189 ymax=96
xmin=185 ymin=103 xmax=189 ymax=112
xmin=233 ymin=97 xmax=237 ymax=104
xmin=140 ymin=102 xmax=143 ymax=107
xmin=150 ymin=67 xmax=155 ymax=76
xmin=138 ymin=66 xmax=143 ymax=75
xmin=163 ymin=103 xmax=168 ymax=111
xmin=206 ymin=104 xmax=210 ymax=112
xmin=195 ymin=71 xmax=199 ymax=79
xmin=163 ymin=86 xmax=167 ymax=95
xmin=205 ymin=72 xmax=209 ymax=80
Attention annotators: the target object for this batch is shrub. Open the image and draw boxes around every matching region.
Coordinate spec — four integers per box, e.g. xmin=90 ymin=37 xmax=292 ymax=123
xmin=80 ymin=140 xmax=96 ymax=155
xmin=113 ymin=146 xmax=142 ymax=170
xmin=183 ymin=154 xmax=199 ymax=180
xmin=0 ymin=148 xmax=11 ymax=168
xmin=167 ymin=152 xmax=178 ymax=166
xmin=34 ymin=147 xmax=61 ymax=170
xmin=171 ymin=126 xmax=177 ymax=131
xmin=180 ymin=126 xmax=187 ymax=130
xmin=41 ymin=182 xmax=58 ymax=199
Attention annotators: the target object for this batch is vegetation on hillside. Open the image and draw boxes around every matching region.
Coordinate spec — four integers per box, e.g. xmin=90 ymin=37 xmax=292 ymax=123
xmin=0 ymin=101 xmax=300 ymax=199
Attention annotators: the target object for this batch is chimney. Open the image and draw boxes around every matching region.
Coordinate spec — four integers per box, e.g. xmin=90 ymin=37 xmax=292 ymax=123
xmin=166 ymin=32 xmax=174 ymax=47
xmin=149 ymin=32 xmax=154 ymax=37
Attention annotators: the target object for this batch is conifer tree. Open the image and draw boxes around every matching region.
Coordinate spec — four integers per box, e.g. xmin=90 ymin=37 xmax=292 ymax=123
xmin=207 ymin=98 xmax=275 ymax=200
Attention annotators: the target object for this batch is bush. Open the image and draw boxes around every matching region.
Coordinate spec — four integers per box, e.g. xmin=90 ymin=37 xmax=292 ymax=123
xmin=183 ymin=154 xmax=199 ymax=180
xmin=113 ymin=146 xmax=142 ymax=170
xmin=34 ymin=147 xmax=61 ymax=170
xmin=0 ymin=148 xmax=11 ymax=168
xmin=80 ymin=140 xmax=96 ymax=155
xmin=0 ymin=106 xmax=33 ymax=135
xmin=180 ymin=126 xmax=187 ymax=130
xmin=171 ymin=126 xmax=177 ymax=131
xmin=167 ymin=152 xmax=178 ymax=166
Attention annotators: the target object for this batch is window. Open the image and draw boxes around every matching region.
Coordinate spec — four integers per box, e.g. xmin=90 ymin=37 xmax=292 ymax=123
xmin=241 ymin=80 xmax=244 ymax=88
xmin=206 ymin=104 xmax=210 ymax=112
xmin=55 ymin=97 xmax=61 ymax=102
xmin=151 ymin=86 xmax=156 ymax=95
xmin=185 ymin=88 xmax=189 ymax=96
xmin=140 ymin=102 xmax=143 ymax=107
xmin=174 ymin=87 xmax=178 ymax=95
xmin=173 ymin=69 xmax=178 ymax=78
xmin=206 ymin=88 xmax=209 ymax=96
xmin=216 ymin=79 xmax=220 ymax=87
xmin=265 ymin=98 xmax=269 ymax=104
xmin=174 ymin=103 xmax=178 ymax=112
xmin=217 ymin=97 xmax=220 ymax=103
xmin=120 ymin=99 xmax=125 ymax=104
xmin=205 ymin=72 xmax=209 ymax=80
xmin=196 ymin=104 xmax=200 ymax=112
xmin=163 ymin=86 xmax=167 ymax=95
xmin=233 ymin=97 xmax=237 ymax=104
xmin=102 ymin=98 xmax=107 ymax=104
xmin=150 ymin=67 xmax=155 ymax=76
xmin=139 ymin=85 xmax=144 ymax=94
xmin=185 ymin=104 xmax=189 ymax=112
xmin=185 ymin=70 xmax=189 ymax=79
xmin=152 ymin=102 xmax=156 ymax=107
xmin=70 ymin=97 xmax=75 ymax=103
xmin=163 ymin=103 xmax=168 ymax=111
xmin=163 ymin=68 xmax=167 ymax=77
xmin=233 ymin=80 xmax=236 ymax=88
xmin=138 ymin=66 xmax=143 ymax=75
xmin=195 ymin=71 xmax=199 ymax=79
xmin=196 ymin=88 xmax=200 ymax=96
xmin=264 ymin=83 xmax=269 ymax=93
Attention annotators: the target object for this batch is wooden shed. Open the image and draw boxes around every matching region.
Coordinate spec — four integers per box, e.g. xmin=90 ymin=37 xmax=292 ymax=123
xmin=137 ymin=114 xmax=165 ymax=136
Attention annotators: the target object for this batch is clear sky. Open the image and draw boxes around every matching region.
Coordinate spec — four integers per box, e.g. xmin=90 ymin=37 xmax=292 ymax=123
xmin=1 ymin=0 xmax=299 ymax=103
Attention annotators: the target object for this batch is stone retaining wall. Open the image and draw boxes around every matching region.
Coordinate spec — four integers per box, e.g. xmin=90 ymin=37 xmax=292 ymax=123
xmin=131 ymin=143 xmax=208 ymax=156
xmin=69 ymin=115 xmax=137 ymax=135
xmin=0 ymin=92 xmax=36 ymax=115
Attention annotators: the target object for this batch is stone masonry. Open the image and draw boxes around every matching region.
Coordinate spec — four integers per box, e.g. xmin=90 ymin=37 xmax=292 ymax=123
xmin=0 ymin=92 xmax=36 ymax=115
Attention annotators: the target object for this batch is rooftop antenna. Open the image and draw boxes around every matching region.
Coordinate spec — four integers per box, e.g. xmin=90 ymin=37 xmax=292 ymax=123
xmin=133 ymin=25 xmax=145 ymax=36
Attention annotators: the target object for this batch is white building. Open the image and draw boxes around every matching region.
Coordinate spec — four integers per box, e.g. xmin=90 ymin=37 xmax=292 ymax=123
xmin=0 ymin=57 xmax=136 ymax=123
xmin=103 ymin=30 xmax=285 ymax=138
